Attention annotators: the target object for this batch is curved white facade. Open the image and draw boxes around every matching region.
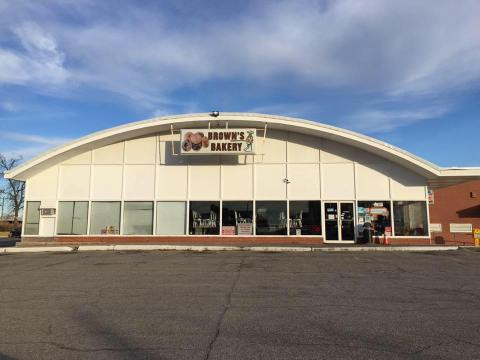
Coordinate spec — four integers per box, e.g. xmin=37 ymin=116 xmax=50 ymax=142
xmin=9 ymin=113 xmax=480 ymax=242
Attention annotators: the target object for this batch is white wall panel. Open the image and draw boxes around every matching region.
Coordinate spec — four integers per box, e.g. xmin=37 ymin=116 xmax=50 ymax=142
xmin=189 ymin=155 xmax=220 ymax=165
xmin=91 ymin=165 xmax=123 ymax=200
xmin=156 ymin=165 xmax=188 ymax=200
xmin=58 ymin=165 xmax=90 ymax=199
xmin=390 ymin=165 xmax=426 ymax=200
xmin=321 ymin=140 xmax=356 ymax=163
xmin=287 ymin=133 xmax=320 ymax=163
xmin=189 ymin=165 xmax=220 ymax=200
xmin=221 ymin=154 xmax=254 ymax=165
xmin=159 ymin=141 xmax=187 ymax=165
xmin=39 ymin=217 xmax=56 ymax=237
xmin=255 ymin=130 xmax=287 ymax=163
xmin=355 ymin=163 xmax=390 ymax=199
xmin=322 ymin=163 xmax=355 ymax=200
xmin=355 ymin=149 xmax=388 ymax=164
xmin=287 ymin=164 xmax=321 ymax=200
xmin=255 ymin=164 xmax=286 ymax=200
xmin=63 ymin=151 xmax=92 ymax=165
xmin=26 ymin=166 xmax=58 ymax=200
xmin=125 ymin=136 xmax=156 ymax=164
xmin=123 ymin=165 xmax=155 ymax=200
xmin=222 ymin=165 xmax=253 ymax=199
xmin=93 ymin=142 xmax=124 ymax=164
xmin=158 ymin=132 xmax=180 ymax=142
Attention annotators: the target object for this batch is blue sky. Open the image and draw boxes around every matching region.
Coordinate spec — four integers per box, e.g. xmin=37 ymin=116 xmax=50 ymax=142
xmin=0 ymin=0 xmax=479 ymax=166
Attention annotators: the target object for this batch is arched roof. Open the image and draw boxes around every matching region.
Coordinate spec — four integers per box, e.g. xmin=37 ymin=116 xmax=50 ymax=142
xmin=5 ymin=112 xmax=480 ymax=186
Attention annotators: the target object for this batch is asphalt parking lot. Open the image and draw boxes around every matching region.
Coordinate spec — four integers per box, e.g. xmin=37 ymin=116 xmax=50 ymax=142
xmin=0 ymin=250 xmax=479 ymax=360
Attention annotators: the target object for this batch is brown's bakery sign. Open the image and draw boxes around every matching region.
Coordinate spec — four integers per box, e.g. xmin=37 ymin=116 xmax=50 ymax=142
xmin=180 ymin=128 xmax=256 ymax=155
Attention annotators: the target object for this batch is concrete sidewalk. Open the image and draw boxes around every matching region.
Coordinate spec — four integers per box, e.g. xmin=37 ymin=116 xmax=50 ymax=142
xmin=0 ymin=244 xmax=461 ymax=253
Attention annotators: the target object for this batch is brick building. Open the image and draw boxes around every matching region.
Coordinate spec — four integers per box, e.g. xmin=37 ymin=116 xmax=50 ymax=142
xmin=429 ymin=180 xmax=480 ymax=245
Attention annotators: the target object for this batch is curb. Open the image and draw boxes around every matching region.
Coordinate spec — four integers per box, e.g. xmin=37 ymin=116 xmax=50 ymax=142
xmin=312 ymin=245 xmax=459 ymax=252
xmin=1 ymin=245 xmax=460 ymax=254
xmin=1 ymin=246 xmax=74 ymax=253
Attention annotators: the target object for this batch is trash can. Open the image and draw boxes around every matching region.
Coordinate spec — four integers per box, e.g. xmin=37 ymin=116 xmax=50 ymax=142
xmin=362 ymin=223 xmax=373 ymax=244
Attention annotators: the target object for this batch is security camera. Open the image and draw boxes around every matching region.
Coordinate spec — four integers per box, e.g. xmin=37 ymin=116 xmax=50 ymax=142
xmin=210 ymin=111 xmax=220 ymax=117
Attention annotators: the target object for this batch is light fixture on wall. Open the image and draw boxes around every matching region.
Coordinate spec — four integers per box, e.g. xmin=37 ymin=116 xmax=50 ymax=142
xmin=283 ymin=178 xmax=291 ymax=184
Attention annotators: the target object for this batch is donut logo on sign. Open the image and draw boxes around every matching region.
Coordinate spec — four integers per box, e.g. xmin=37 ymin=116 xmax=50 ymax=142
xmin=182 ymin=132 xmax=209 ymax=152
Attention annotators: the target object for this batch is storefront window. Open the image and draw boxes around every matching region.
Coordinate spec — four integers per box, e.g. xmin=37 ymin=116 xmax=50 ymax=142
xmin=189 ymin=201 xmax=220 ymax=235
xmin=123 ymin=202 xmax=153 ymax=235
xmin=289 ymin=201 xmax=321 ymax=235
xmin=256 ymin=201 xmax=287 ymax=235
xmin=357 ymin=201 xmax=391 ymax=239
xmin=90 ymin=202 xmax=121 ymax=235
xmin=393 ymin=201 xmax=428 ymax=236
xmin=157 ymin=202 xmax=186 ymax=235
xmin=24 ymin=201 xmax=40 ymax=235
xmin=222 ymin=201 xmax=253 ymax=235
xmin=57 ymin=201 xmax=88 ymax=235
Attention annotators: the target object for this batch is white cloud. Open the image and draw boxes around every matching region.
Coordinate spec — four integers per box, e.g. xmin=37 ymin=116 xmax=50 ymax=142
xmin=1 ymin=146 xmax=52 ymax=160
xmin=343 ymin=106 xmax=449 ymax=133
xmin=0 ymin=132 xmax=72 ymax=161
xmin=0 ymin=0 xmax=479 ymax=128
xmin=248 ymin=102 xmax=324 ymax=119
xmin=0 ymin=101 xmax=19 ymax=112
xmin=1 ymin=1 xmax=476 ymax=100
xmin=151 ymin=108 xmax=172 ymax=117
xmin=0 ymin=21 xmax=68 ymax=86
xmin=1 ymin=132 xmax=71 ymax=146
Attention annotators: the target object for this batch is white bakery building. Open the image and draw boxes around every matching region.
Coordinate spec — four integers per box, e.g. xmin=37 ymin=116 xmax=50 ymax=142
xmin=6 ymin=113 xmax=480 ymax=245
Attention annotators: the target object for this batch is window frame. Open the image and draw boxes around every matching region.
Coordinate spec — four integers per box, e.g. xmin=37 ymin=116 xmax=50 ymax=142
xmin=156 ymin=201 xmax=187 ymax=235
xmin=255 ymin=200 xmax=288 ymax=236
xmin=123 ymin=201 xmax=154 ymax=235
xmin=89 ymin=201 xmax=122 ymax=235
xmin=24 ymin=201 xmax=41 ymax=235
xmin=288 ymin=200 xmax=322 ymax=236
xmin=188 ymin=201 xmax=221 ymax=235
xmin=356 ymin=200 xmax=392 ymax=238
xmin=57 ymin=201 xmax=89 ymax=235
xmin=392 ymin=200 xmax=429 ymax=237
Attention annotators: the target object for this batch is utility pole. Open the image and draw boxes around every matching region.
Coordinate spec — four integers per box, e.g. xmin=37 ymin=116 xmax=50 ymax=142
xmin=0 ymin=189 xmax=4 ymax=219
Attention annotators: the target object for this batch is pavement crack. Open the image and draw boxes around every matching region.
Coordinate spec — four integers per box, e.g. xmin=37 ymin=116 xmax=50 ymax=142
xmin=0 ymin=341 xmax=189 ymax=354
xmin=204 ymin=254 xmax=246 ymax=360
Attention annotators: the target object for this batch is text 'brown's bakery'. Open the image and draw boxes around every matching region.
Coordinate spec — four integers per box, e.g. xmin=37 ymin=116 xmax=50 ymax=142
xmin=180 ymin=128 xmax=256 ymax=154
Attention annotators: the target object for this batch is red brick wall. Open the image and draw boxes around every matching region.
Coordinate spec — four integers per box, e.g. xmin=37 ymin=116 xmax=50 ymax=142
xmin=22 ymin=235 xmax=434 ymax=246
xmin=44 ymin=236 xmax=325 ymax=246
xmin=429 ymin=180 xmax=480 ymax=245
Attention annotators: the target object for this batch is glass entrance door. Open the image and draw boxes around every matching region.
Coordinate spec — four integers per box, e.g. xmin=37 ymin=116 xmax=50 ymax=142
xmin=324 ymin=201 xmax=355 ymax=242
xmin=324 ymin=202 xmax=339 ymax=240
xmin=340 ymin=202 xmax=355 ymax=241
